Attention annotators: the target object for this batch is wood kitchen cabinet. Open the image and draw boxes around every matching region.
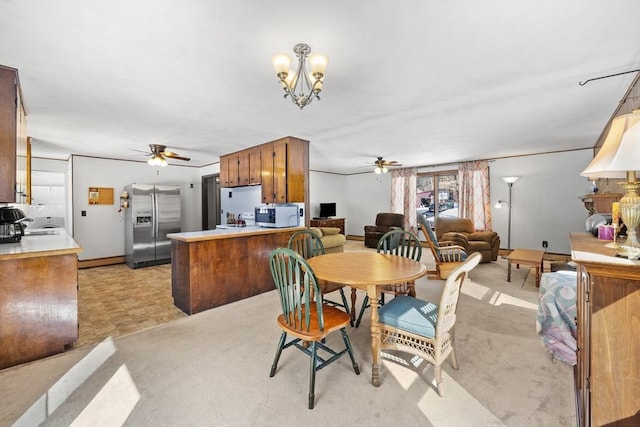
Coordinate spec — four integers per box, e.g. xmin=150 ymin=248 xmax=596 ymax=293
xmin=262 ymin=140 xmax=287 ymax=203
xmin=220 ymin=154 xmax=241 ymax=187
xmin=220 ymin=136 xmax=309 ymax=205
xmin=0 ymin=231 xmax=82 ymax=369
xmin=219 ymin=156 xmax=231 ymax=186
xmin=249 ymin=147 xmax=261 ymax=185
xmin=220 ymin=147 xmax=263 ymax=187
xmin=169 ymin=227 xmax=302 ymax=314
xmin=261 ymin=136 xmax=308 ymax=204
xmin=238 ymin=151 xmax=250 ymax=186
xmin=570 ymin=233 xmax=640 ymax=426
xmin=0 ymin=65 xmax=28 ymax=204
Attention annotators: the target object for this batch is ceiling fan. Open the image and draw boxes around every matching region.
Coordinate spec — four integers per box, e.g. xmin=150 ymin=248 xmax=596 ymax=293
xmin=146 ymin=144 xmax=190 ymax=167
xmin=373 ymin=156 xmax=402 ymax=174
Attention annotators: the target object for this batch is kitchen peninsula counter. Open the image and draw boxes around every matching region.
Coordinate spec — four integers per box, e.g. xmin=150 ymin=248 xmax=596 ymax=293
xmin=168 ymin=226 xmax=303 ymax=314
xmin=0 ymin=230 xmax=81 ymax=259
xmin=0 ymin=230 xmax=82 ymax=369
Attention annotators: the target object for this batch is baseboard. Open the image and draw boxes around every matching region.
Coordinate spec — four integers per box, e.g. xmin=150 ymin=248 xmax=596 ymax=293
xmin=346 ymin=235 xmax=364 ymax=241
xmin=78 ymin=256 xmax=125 ymax=269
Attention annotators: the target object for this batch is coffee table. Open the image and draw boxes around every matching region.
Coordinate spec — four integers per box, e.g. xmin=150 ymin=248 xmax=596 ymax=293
xmin=507 ymin=248 xmax=545 ymax=287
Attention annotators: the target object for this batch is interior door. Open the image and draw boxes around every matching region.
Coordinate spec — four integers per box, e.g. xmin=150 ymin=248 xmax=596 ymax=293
xmin=202 ymin=174 xmax=220 ymax=230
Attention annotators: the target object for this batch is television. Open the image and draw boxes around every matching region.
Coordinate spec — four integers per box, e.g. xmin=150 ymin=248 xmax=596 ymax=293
xmin=319 ymin=203 xmax=336 ymax=219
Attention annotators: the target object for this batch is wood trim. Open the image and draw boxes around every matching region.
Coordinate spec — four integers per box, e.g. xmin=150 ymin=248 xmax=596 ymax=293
xmin=78 ymin=256 xmax=125 ymax=269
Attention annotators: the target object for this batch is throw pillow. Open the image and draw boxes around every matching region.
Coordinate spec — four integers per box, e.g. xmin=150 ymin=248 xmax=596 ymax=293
xmin=308 ymin=227 xmax=323 ymax=238
xmin=320 ymin=227 xmax=341 ymax=235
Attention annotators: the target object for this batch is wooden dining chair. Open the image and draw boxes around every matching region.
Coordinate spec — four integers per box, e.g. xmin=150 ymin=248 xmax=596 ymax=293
xmin=355 ymin=229 xmax=422 ymax=327
xmin=418 ymin=214 xmax=467 ymax=279
xmin=269 ymin=248 xmax=360 ymax=409
xmin=377 ymin=252 xmax=482 ymax=396
xmin=288 ymin=230 xmax=352 ymax=325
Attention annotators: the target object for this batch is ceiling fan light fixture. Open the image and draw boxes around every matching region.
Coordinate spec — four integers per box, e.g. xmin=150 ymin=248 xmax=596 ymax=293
xmin=273 ymin=43 xmax=327 ymax=110
xmin=148 ymin=155 xmax=167 ymax=167
xmin=374 ymin=166 xmax=388 ymax=174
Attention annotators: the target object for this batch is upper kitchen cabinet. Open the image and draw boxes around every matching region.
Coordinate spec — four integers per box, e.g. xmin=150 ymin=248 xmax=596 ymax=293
xmin=0 ymin=65 xmax=28 ymax=204
xmin=249 ymin=147 xmax=261 ymax=185
xmin=261 ymin=136 xmax=308 ymax=204
xmin=219 ymin=136 xmax=308 ymax=203
xmin=220 ymin=147 xmax=262 ymax=188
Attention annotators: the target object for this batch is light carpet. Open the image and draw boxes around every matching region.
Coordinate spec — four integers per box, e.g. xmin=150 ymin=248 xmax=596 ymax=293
xmin=0 ymin=245 xmax=574 ymax=426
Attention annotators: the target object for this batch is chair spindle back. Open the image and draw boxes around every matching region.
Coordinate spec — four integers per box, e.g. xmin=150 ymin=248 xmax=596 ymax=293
xmin=435 ymin=252 xmax=481 ymax=335
xmin=377 ymin=229 xmax=422 ymax=261
xmin=270 ymin=248 xmax=324 ymax=332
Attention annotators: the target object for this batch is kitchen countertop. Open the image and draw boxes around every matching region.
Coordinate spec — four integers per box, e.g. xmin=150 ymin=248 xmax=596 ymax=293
xmin=0 ymin=229 xmax=82 ymax=260
xmin=167 ymin=225 xmax=304 ymax=243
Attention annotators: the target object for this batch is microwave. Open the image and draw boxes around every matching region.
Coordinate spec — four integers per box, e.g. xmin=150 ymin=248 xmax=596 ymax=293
xmin=255 ymin=205 xmax=299 ymax=228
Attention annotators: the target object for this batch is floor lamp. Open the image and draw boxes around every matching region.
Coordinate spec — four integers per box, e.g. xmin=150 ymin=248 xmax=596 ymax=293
xmin=495 ymin=176 xmax=520 ymax=254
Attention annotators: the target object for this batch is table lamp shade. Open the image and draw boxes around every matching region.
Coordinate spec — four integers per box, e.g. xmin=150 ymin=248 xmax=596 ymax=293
xmin=580 ymin=111 xmax=640 ymax=180
xmin=580 ymin=110 xmax=640 ymax=248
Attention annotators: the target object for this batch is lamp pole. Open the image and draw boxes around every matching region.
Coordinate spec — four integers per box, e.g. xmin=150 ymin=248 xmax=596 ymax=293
xmin=507 ymin=182 xmax=513 ymax=253
xmin=501 ymin=176 xmax=520 ymax=254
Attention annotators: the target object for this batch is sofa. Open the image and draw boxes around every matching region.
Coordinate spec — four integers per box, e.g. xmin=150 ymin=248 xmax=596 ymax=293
xmin=435 ymin=217 xmax=499 ymax=262
xmin=363 ymin=213 xmax=405 ymax=248
xmin=309 ymin=227 xmax=346 ymax=253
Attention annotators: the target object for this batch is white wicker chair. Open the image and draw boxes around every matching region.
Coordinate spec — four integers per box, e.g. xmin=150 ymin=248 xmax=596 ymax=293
xmin=377 ymin=252 xmax=482 ymax=396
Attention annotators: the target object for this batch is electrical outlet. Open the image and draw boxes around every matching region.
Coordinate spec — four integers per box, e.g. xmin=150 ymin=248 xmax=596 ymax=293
xmin=542 ymin=240 xmax=548 ymax=249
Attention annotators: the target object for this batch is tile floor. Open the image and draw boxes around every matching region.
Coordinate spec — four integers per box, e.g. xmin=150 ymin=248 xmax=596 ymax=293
xmin=76 ymin=263 xmax=186 ymax=348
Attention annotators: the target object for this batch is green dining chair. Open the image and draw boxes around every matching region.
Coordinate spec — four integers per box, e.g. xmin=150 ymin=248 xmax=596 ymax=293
xmin=355 ymin=229 xmax=422 ymax=327
xmin=288 ymin=229 xmax=352 ymax=325
xmin=269 ymin=248 xmax=360 ymax=409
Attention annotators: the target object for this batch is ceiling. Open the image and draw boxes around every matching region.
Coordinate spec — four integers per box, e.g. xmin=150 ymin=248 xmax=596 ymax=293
xmin=1 ymin=1 xmax=639 ymax=174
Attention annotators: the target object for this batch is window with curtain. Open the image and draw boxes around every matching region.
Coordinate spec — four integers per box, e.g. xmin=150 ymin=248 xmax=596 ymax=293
xmin=458 ymin=160 xmax=492 ymax=231
xmin=416 ymin=170 xmax=459 ymax=229
xmin=391 ymin=168 xmax=417 ymax=231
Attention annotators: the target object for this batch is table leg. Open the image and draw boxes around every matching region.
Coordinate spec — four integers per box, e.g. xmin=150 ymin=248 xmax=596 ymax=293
xmin=368 ymin=285 xmax=381 ymax=387
xmin=535 ymin=266 xmax=540 ymax=287
xmin=407 ymin=281 xmax=416 ymax=297
xmin=350 ymin=287 xmax=357 ymax=324
xmin=507 ymin=259 xmax=512 ymax=282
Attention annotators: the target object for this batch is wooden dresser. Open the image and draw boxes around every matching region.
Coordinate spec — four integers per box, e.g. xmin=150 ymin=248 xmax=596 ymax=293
xmin=309 ymin=217 xmax=345 ymax=235
xmin=570 ymin=233 xmax=640 ymax=426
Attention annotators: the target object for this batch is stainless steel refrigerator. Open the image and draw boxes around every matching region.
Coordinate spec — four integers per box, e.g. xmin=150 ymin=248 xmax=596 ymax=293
xmin=125 ymin=184 xmax=181 ymax=268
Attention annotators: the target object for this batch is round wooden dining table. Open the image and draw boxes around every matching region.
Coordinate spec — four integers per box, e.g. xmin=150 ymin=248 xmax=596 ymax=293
xmin=306 ymin=251 xmax=427 ymax=387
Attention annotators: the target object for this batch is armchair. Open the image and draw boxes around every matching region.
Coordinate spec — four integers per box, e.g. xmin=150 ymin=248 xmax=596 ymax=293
xmin=364 ymin=213 xmax=405 ymax=248
xmin=435 ymin=217 xmax=499 ymax=262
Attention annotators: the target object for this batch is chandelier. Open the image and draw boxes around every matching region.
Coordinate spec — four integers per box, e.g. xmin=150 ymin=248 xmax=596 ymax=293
xmin=272 ymin=43 xmax=328 ymax=109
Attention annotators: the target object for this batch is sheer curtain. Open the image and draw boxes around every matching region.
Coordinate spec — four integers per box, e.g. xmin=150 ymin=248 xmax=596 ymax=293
xmin=458 ymin=160 xmax=492 ymax=231
xmin=391 ymin=168 xmax=417 ymax=232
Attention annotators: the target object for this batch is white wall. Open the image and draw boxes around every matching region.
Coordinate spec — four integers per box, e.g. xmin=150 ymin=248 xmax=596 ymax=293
xmin=344 ymin=172 xmax=392 ymax=236
xmin=72 ymin=156 xmax=201 ymax=260
xmin=309 ymin=171 xmax=348 ymax=220
xmin=490 ymin=150 xmax=592 ymax=254
xmin=199 ymin=163 xmax=220 ymax=177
